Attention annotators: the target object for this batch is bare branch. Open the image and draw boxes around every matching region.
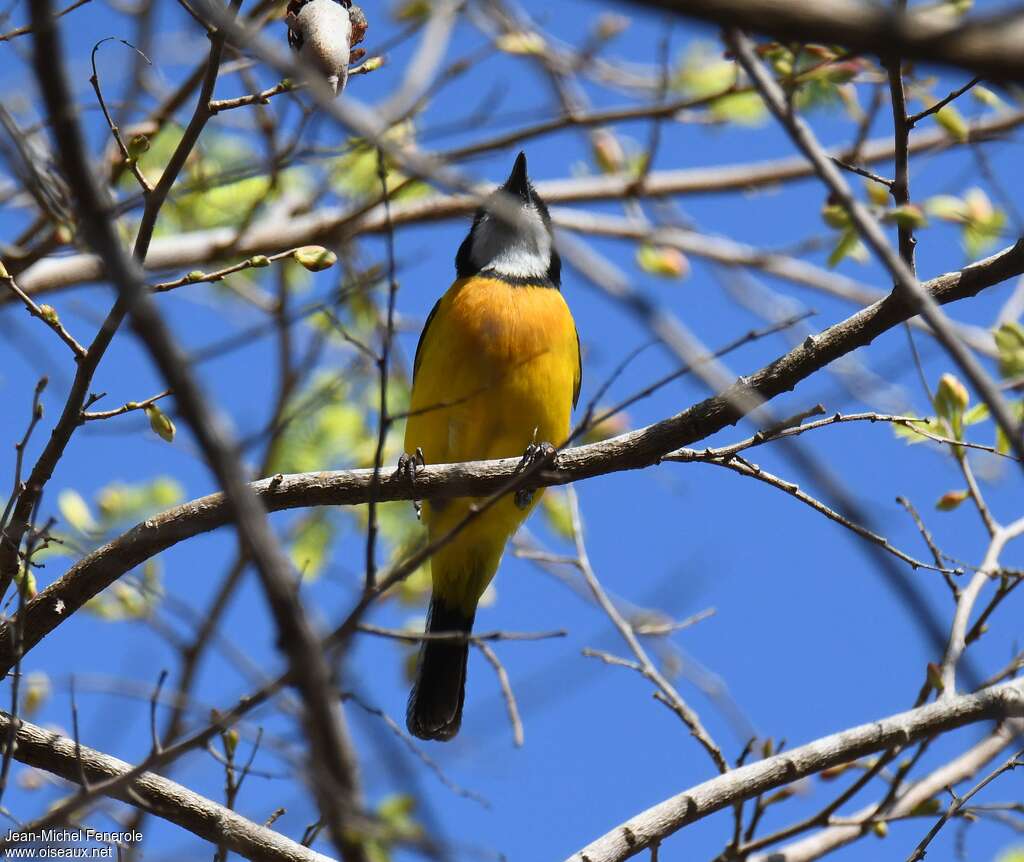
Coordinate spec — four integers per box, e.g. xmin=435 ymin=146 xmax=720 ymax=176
xmin=0 ymin=710 xmax=334 ymax=862
xmin=624 ymin=0 xmax=1024 ymax=81
xmin=727 ymin=30 xmax=1024 ymax=466
xmin=3 ymin=239 xmax=1023 ymax=673
xmin=565 ymin=680 xmax=1024 ymax=862
xmin=1 ymin=271 xmax=85 ymax=358
xmin=906 ymin=747 xmax=1024 ymax=862
xmin=751 ymin=721 xmax=1023 ymax=862
xmin=666 ymin=450 xmax=960 ymax=575
xmin=14 ymin=111 xmax=1024 ymax=302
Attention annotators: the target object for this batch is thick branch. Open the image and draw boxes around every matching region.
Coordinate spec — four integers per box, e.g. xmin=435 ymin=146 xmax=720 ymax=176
xmin=13 ymin=110 xmax=1023 ymax=299
xmin=0 ymin=711 xmax=333 ymax=862
xmin=1 ymin=239 xmax=1021 ymax=673
xmin=753 ymin=720 xmax=1024 ymax=862
xmin=565 ymin=678 xmax=1024 ymax=862
xmin=29 ymin=2 xmax=367 ymax=857
xmin=624 ymin=0 xmax=1024 ymax=81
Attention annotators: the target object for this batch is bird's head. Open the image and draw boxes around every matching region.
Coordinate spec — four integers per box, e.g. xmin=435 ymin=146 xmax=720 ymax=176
xmin=286 ymin=0 xmax=354 ymax=95
xmin=456 ymin=152 xmax=561 ymax=287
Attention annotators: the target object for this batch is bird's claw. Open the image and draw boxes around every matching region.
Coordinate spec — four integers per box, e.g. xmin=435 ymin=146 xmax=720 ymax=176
xmin=514 ymin=441 xmax=556 ymax=510
xmin=396 ymin=447 xmax=425 ymax=480
xmin=396 ymin=448 xmax=425 ymax=519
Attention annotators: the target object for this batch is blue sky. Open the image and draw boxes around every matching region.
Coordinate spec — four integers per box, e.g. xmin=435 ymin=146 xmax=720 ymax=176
xmin=1 ymin=1 xmax=1022 ymax=860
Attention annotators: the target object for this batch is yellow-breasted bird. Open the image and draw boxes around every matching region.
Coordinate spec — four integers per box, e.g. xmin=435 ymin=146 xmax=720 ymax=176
xmin=403 ymin=152 xmax=581 ymax=741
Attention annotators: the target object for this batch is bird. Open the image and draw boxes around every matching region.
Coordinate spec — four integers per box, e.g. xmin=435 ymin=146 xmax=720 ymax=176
xmin=286 ymin=0 xmax=367 ymax=96
xmin=403 ymin=152 xmax=581 ymax=741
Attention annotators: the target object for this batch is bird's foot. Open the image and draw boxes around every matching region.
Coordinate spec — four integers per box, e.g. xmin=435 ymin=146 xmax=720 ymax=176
xmin=514 ymin=441 xmax=557 ymax=510
xmin=395 ymin=448 xmax=426 ymax=518
xmin=349 ymin=6 xmax=369 ymax=45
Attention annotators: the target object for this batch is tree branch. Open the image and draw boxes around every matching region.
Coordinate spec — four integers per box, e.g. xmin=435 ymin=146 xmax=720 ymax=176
xmin=29 ymin=2 xmax=368 ymax=857
xmin=0 ymin=711 xmax=334 ymax=862
xmin=727 ymin=29 xmax=1024 ymax=465
xmin=13 ymin=110 xmax=1024 ymax=301
xmin=1 ymin=237 xmax=1021 ymax=673
xmin=623 ymin=0 xmax=1024 ymax=81
xmin=750 ymin=720 xmax=1024 ymax=862
xmin=564 ymin=679 xmax=1024 ymax=862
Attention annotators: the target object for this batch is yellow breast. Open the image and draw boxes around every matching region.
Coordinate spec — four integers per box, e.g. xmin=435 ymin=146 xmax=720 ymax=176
xmin=404 ymin=275 xmax=580 ymax=465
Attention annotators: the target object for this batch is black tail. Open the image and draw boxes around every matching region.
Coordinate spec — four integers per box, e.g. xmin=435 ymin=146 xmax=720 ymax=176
xmin=407 ymin=599 xmax=475 ymax=741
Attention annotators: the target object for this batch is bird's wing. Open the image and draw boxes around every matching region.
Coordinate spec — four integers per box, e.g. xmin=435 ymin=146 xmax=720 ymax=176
xmin=412 ymin=297 xmax=442 ymax=383
xmin=573 ymin=326 xmax=582 ymax=410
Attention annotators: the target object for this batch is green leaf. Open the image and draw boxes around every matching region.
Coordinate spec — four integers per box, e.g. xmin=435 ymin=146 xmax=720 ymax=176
xmin=961 ymin=187 xmax=1006 ymax=260
xmin=221 ymin=728 xmax=239 ymax=759
xmin=821 ymin=203 xmax=850 ymax=230
xmin=87 ymin=559 xmax=163 ymax=621
xmin=145 ymin=405 xmax=176 ymax=442
xmin=972 ymin=85 xmax=1005 ymax=110
xmin=925 ymin=194 xmax=967 ymax=223
xmin=962 ymin=402 xmax=989 ymax=426
xmin=591 ymin=129 xmax=626 ymax=174
xmin=393 ymin=0 xmax=430 ymax=21
xmin=22 ymin=671 xmax=50 ymax=718
xmin=893 ymin=418 xmax=932 ymax=445
xmin=709 ymin=91 xmax=766 ymax=125
xmin=332 ymin=124 xmax=430 ymax=202
xmin=96 ymin=477 xmax=184 ymax=524
xmin=541 ymin=489 xmax=574 ymax=541
xmin=934 ymin=105 xmax=969 ymax=142
xmin=378 ymin=794 xmax=416 ymax=827
xmin=882 ymin=204 xmax=928 ymax=229
xmin=995 ymin=322 xmax=1024 ymax=379
xmin=995 ymin=401 xmax=1024 ymax=454
xmin=934 ymin=373 xmax=969 ymax=438
xmin=864 ymin=179 xmax=890 ymax=207
xmin=673 ymin=42 xmax=736 ymax=98
xmin=288 ymin=512 xmax=335 ymax=579
xmin=58 ymin=489 xmax=96 ymax=534
xmin=963 ymin=213 xmax=1006 ymax=260
xmin=827 ymin=229 xmax=866 ymax=268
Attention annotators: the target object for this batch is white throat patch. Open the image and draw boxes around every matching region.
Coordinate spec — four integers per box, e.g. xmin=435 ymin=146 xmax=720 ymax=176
xmin=469 ymin=204 xmax=552 ymax=280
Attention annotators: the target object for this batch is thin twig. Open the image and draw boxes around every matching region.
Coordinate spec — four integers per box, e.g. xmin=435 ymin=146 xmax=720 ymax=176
xmin=668 ymin=450 xmax=961 ymax=576
xmin=365 ymin=148 xmax=400 ymax=590
xmin=728 ymin=29 xmax=1024 ymax=467
xmin=1 ymin=272 xmax=86 ymax=358
xmin=81 ymin=389 xmax=172 ymax=422
xmin=89 ymin=37 xmax=153 ymax=194
xmin=897 ymin=496 xmax=958 ymax=597
xmin=906 ymin=748 xmax=1023 ymax=861
xmin=0 ymin=0 xmax=90 ymax=42
xmin=476 ymin=641 xmax=524 ymax=747
xmin=908 ymin=77 xmax=983 ymax=127
xmin=568 ymin=487 xmax=728 ymax=773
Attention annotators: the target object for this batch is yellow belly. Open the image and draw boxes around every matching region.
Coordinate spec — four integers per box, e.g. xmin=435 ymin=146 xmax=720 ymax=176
xmin=404 ymin=275 xmax=580 ymax=611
